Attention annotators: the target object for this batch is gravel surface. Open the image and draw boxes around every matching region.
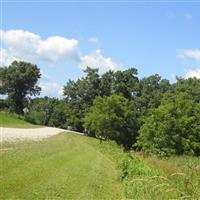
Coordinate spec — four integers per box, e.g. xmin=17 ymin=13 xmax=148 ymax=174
xmin=0 ymin=127 xmax=70 ymax=141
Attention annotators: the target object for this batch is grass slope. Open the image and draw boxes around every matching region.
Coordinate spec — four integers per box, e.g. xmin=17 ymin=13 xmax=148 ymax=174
xmin=1 ymin=132 xmax=199 ymax=199
xmin=0 ymin=133 xmax=123 ymax=199
xmin=0 ymin=111 xmax=41 ymax=128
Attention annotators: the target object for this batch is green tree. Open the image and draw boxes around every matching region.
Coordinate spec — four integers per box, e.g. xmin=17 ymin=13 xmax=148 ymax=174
xmin=63 ymin=67 xmax=100 ymax=131
xmin=173 ymin=77 xmax=200 ymax=102
xmin=25 ymin=97 xmax=57 ymax=125
xmin=99 ymin=70 xmax=115 ymax=96
xmin=136 ymin=74 xmax=171 ymax=115
xmin=48 ymin=100 xmax=68 ymax=128
xmin=113 ymin=68 xmax=138 ymax=99
xmin=84 ymin=94 xmax=138 ymax=149
xmin=0 ymin=61 xmax=41 ymax=114
xmin=136 ymin=92 xmax=200 ymax=156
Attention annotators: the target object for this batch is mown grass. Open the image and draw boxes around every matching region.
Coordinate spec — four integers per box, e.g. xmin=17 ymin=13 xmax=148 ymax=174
xmin=1 ymin=132 xmax=199 ymax=199
xmin=0 ymin=111 xmax=42 ymax=128
xmin=0 ymin=133 xmax=123 ymax=199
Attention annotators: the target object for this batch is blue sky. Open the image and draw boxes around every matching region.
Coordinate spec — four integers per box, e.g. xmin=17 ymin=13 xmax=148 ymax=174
xmin=1 ymin=1 xmax=200 ymax=97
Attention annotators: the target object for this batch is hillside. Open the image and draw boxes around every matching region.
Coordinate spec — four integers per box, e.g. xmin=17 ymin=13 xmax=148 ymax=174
xmin=1 ymin=133 xmax=123 ymax=199
xmin=1 ymin=132 xmax=199 ymax=199
xmin=0 ymin=111 xmax=41 ymax=128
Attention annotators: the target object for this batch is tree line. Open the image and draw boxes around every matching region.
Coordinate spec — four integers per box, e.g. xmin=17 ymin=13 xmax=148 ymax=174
xmin=0 ymin=61 xmax=200 ymax=156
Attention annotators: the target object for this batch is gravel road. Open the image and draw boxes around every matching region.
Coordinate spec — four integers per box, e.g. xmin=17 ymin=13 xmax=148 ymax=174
xmin=0 ymin=127 xmax=70 ymax=141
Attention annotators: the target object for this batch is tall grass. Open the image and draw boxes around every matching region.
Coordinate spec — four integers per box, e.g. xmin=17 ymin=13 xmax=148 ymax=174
xmin=117 ymin=153 xmax=200 ymax=200
xmin=83 ymin=139 xmax=200 ymax=199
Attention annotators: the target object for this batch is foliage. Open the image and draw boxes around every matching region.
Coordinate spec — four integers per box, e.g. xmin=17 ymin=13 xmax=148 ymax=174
xmin=174 ymin=77 xmax=200 ymax=102
xmin=63 ymin=67 xmax=100 ymax=131
xmin=1 ymin=61 xmax=200 ymax=156
xmin=117 ymin=153 xmax=200 ymax=199
xmin=25 ymin=97 xmax=57 ymax=125
xmin=25 ymin=97 xmax=68 ymax=128
xmin=63 ymin=67 xmax=139 ymax=131
xmin=112 ymin=68 xmax=139 ymax=99
xmin=84 ymin=94 xmax=138 ymax=149
xmin=0 ymin=99 xmax=8 ymax=110
xmin=136 ymin=74 xmax=171 ymax=115
xmin=136 ymin=92 xmax=200 ymax=156
xmin=0 ymin=61 xmax=41 ymax=114
xmin=48 ymin=100 xmax=68 ymax=128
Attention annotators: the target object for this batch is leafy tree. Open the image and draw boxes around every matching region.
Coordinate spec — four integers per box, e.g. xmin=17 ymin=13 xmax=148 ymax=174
xmin=113 ymin=68 xmax=139 ymax=99
xmin=173 ymin=77 xmax=200 ymax=102
xmin=48 ymin=100 xmax=68 ymax=128
xmin=84 ymin=94 xmax=138 ymax=149
xmin=25 ymin=97 xmax=58 ymax=125
xmin=63 ymin=67 xmax=100 ymax=131
xmin=0 ymin=61 xmax=41 ymax=114
xmin=136 ymin=92 xmax=200 ymax=156
xmin=136 ymin=74 xmax=171 ymax=115
xmin=99 ymin=70 xmax=115 ymax=96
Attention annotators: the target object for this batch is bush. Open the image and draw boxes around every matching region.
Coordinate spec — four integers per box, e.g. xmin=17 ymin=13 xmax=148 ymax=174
xmin=25 ymin=111 xmax=45 ymax=125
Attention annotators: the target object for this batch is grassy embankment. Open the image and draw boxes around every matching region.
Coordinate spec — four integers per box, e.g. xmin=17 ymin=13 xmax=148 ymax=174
xmin=1 ymin=132 xmax=200 ymax=199
xmin=1 ymin=133 xmax=123 ymax=199
xmin=0 ymin=111 xmax=41 ymax=128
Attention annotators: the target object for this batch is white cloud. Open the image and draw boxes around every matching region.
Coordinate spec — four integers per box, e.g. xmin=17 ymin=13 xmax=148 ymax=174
xmin=0 ymin=49 xmax=17 ymax=67
xmin=177 ymin=49 xmax=200 ymax=63
xmin=1 ymin=30 xmax=40 ymax=63
xmin=185 ymin=68 xmax=200 ymax=79
xmin=80 ymin=49 xmax=119 ymax=73
xmin=88 ymin=37 xmax=98 ymax=44
xmin=39 ymin=82 xmax=63 ymax=98
xmin=1 ymin=29 xmax=120 ymax=74
xmin=0 ymin=29 xmax=79 ymax=65
xmin=58 ymin=86 xmax=64 ymax=96
xmin=185 ymin=13 xmax=192 ymax=22
xmin=37 ymin=36 xmax=79 ymax=62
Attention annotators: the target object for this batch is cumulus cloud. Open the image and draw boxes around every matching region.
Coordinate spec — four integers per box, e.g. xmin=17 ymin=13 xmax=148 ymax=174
xmin=39 ymin=82 xmax=63 ymax=98
xmin=1 ymin=29 xmax=120 ymax=74
xmin=80 ymin=49 xmax=119 ymax=73
xmin=177 ymin=49 xmax=200 ymax=79
xmin=177 ymin=49 xmax=200 ymax=63
xmin=185 ymin=68 xmax=200 ymax=79
xmin=37 ymin=36 xmax=79 ymax=62
xmin=0 ymin=29 xmax=79 ymax=65
xmin=0 ymin=49 xmax=17 ymax=67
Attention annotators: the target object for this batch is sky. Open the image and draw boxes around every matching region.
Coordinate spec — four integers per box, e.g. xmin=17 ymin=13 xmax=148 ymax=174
xmin=1 ymin=1 xmax=200 ymax=98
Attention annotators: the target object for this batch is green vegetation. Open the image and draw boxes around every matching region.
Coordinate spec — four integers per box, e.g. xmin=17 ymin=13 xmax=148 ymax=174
xmin=0 ymin=133 xmax=122 ymax=199
xmin=84 ymin=94 xmax=138 ymax=149
xmin=137 ymin=92 xmax=200 ymax=156
xmin=1 ymin=133 xmax=199 ymax=199
xmin=0 ymin=111 xmax=41 ymax=128
xmin=0 ymin=61 xmax=41 ymax=114
xmin=63 ymin=67 xmax=200 ymax=156
xmin=25 ymin=97 xmax=68 ymax=128
xmin=118 ymin=154 xmax=200 ymax=200
xmin=1 ymin=61 xmax=200 ymax=156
